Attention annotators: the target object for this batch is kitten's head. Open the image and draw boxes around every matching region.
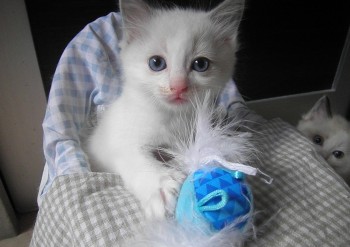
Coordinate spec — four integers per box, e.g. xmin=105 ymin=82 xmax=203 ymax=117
xmin=297 ymin=96 xmax=350 ymax=181
xmin=118 ymin=0 xmax=244 ymax=111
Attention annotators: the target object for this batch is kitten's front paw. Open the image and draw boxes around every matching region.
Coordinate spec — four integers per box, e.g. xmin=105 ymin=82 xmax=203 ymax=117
xmin=143 ymin=171 xmax=185 ymax=220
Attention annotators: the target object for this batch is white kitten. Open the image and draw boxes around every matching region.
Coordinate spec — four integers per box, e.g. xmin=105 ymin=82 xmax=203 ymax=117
xmin=297 ymin=96 xmax=350 ymax=184
xmin=87 ymin=0 xmax=244 ymax=219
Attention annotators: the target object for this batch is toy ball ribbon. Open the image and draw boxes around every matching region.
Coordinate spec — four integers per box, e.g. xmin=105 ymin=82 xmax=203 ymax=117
xmin=200 ymin=155 xmax=273 ymax=184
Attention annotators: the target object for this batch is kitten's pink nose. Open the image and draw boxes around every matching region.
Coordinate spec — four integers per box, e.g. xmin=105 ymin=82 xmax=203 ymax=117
xmin=170 ymin=78 xmax=189 ymax=96
xmin=170 ymin=85 xmax=188 ymax=94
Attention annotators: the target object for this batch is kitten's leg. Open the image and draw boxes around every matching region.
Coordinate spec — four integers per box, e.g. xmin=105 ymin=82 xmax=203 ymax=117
xmin=115 ymin=150 xmax=184 ymax=220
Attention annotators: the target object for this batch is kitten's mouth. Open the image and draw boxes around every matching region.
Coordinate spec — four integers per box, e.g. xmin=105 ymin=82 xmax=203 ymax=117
xmin=168 ymin=95 xmax=188 ymax=104
xmin=160 ymin=86 xmax=190 ymax=105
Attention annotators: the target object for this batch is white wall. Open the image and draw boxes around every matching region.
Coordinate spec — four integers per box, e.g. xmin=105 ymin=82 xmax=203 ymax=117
xmin=0 ymin=0 xmax=47 ymax=212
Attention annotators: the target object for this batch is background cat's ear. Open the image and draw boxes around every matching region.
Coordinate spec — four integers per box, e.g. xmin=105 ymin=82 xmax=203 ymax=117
xmin=209 ymin=0 xmax=245 ymax=42
xmin=303 ymin=95 xmax=333 ymax=120
xmin=119 ymin=0 xmax=152 ymax=44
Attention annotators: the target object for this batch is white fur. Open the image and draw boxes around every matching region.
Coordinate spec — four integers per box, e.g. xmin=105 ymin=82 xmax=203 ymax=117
xmin=297 ymin=96 xmax=350 ymax=184
xmin=87 ymin=0 xmax=244 ymax=220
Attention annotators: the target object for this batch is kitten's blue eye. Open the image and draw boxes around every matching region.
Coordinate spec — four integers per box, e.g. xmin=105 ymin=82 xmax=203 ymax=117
xmin=313 ymin=135 xmax=323 ymax=146
xmin=333 ymin=150 xmax=344 ymax=159
xmin=149 ymin=56 xmax=166 ymax=71
xmin=192 ymin=57 xmax=210 ymax=72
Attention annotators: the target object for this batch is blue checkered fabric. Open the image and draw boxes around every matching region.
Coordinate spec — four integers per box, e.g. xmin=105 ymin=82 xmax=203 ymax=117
xmin=38 ymin=12 xmax=246 ymax=205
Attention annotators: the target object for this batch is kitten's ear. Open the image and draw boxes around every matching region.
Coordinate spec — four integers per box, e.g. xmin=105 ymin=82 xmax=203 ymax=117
xmin=304 ymin=95 xmax=333 ymax=120
xmin=209 ymin=0 xmax=245 ymax=42
xmin=119 ymin=0 xmax=152 ymax=44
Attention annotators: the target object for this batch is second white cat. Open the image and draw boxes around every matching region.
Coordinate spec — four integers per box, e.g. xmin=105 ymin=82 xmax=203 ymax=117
xmin=297 ymin=96 xmax=350 ymax=184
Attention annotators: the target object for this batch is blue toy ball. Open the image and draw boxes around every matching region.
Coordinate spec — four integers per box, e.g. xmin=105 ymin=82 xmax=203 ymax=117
xmin=175 ymin=167 xmax=253 ymax=234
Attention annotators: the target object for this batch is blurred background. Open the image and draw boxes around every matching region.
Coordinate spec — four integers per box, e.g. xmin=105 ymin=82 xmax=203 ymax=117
xmin=0 ymin=0 xmax=349 ymax=244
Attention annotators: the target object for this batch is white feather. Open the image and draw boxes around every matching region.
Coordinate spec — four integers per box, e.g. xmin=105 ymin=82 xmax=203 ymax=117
xmin=169 ymin=92 xmax=256 ymax=174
